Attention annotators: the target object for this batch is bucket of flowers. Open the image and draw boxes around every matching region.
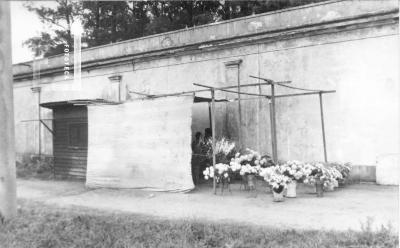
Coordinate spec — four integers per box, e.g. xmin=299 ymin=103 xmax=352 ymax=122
xmin=260 ymin=166 xmax=291 ymax=202
xmin=232 ymin=148 xmax=265 ymax=190
xmin=323 ymin=165 xmax=343 ymax=191
xmin=203 ymin=163 xmax=233 ymax=194
xmin=279 ymin=160 xmax=307 ymax=198
xmin=329 ymin=162 xmax=352 ymax=187
xmin=303 ymin=163 xmax=337 ymax=197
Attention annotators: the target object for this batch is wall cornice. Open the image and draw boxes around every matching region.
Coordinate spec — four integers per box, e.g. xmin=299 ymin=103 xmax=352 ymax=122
xmin=13 ymin=1 xmax=398 ymax=82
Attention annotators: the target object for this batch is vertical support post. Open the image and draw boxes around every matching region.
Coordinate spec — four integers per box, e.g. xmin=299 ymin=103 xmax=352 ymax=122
xmin=319 ymin=92 xmax=328 ymax=162
xmin=31 ymin=87 xmax=42 ymax=157
xmin=270 ymin=83 xmax=278 ymax=163
xmin=0 ymin=1 xmax=17 ymax=220
xmin=208 ymin=102 xmax=212 ymax=130
xmin=211 ymin=89 xmax=217 ymax=195
xmin=38 ymin=89 xmax=41 ymax=157
xmin=237 ymin=66 xmax=242 ymax=149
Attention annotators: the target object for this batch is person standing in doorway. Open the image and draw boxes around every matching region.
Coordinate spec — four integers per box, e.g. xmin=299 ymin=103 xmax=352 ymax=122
xmin=191 ymin=132 xmax=203 ymax=185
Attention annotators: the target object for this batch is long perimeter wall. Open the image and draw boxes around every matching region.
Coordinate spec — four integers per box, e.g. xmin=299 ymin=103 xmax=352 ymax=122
xmin=12 ymin=0 xmax=399 ymax=181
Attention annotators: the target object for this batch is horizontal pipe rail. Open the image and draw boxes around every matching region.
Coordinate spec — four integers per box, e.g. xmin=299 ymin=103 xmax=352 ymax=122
xmin=274 ymin=90 xmax=336 ymax=98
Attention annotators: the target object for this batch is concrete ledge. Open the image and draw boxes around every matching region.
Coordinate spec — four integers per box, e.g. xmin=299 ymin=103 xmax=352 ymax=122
xmin=349 ymin=165 xmax=376 ymax=183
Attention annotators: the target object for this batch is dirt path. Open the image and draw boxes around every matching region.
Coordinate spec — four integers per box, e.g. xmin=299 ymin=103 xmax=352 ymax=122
xmin=16 ymin=179 xmax=398 ymax=231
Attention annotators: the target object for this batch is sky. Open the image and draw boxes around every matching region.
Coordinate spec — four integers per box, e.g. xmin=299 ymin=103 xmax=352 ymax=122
xmin=10 ymin=1 xmax=51 ymax=64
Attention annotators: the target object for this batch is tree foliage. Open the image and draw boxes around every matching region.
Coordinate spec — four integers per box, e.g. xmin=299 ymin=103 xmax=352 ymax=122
xmin=24 ymin=0 xmax=327 ymax=58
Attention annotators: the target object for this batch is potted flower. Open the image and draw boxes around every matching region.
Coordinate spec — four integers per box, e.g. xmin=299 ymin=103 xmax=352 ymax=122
xmin=330 ymin=162 xmax=351 ymax=187
xmin=303 ymin=163 xmax=335 ymax=197
xmin=279 ymin=160 xmax=307 ymax=198
xmin=261 ymin=166 xmax=291 ymax=202
xmin=203 ymin=163 xmax=231 ymax=183
xmin=239 ymin=164 xmax=261 ymax=190
xmin=230 ymin=148 xmax=263 ymax=190
xmin=324 ymin=165 xmax=342 ymax=191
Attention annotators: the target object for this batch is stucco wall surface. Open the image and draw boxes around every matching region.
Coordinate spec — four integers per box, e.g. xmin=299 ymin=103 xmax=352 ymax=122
xmin=12 ymin=1 xmax=399 ymax=183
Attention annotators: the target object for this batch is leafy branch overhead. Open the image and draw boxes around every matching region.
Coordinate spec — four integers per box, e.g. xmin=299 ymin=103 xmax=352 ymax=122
xmin=24 ymin=0 xmax=327 ymax=58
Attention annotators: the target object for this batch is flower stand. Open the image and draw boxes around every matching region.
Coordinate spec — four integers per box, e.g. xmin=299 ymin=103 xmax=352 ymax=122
xmin=272 ymin=190 xmax=285 ymax=202
xmin=286 ymin=181 xmax=297 ymax=198
xmin=304 ymin=183 xmax=317 ymax=194
xmin=217 ymin=176 xmax=231 ymax=195
xmin=240 ymin=175 xmax=249 ymax=191
xmin=247 ymin=174 xmax=256 ymax=190
xmin=315 ymin=181 xmax=324 ymax=197
xmin=324 ymin=183 xmax=335 ymax=192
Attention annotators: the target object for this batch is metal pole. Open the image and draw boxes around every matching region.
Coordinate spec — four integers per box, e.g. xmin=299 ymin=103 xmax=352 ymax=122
xmin=208 ymin=102 xmax=212 ymax=130
xmin=270 ymin=83 xmax=278 ymax=163
xmin=38 ymin=89 xmax=41 ymax=157
xmin=0 ymin=1 xmax=17 ymax=220
xmin=319 ymin=92 xmax=328 ymax=162
xmin=237 ymin=67 xmax=242 ymax=148
xmin=211 ymin=89 xmax=217 ymax=194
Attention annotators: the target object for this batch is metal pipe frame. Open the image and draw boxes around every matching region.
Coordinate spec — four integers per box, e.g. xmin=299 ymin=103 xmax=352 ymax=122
xmin=275 ymin=90 xmax=336 ymax=98
xmin=210 ymin=88 xmax=217 ymax=195
xmin=319 ymin=92 xmax=328 ymax=162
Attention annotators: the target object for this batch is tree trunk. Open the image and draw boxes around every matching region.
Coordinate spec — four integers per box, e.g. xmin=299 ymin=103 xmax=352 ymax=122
xmin=0 ymin=1 xmax=17 ymax=220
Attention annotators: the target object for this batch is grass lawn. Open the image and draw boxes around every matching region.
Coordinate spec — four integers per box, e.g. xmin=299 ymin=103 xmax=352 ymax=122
xmin=0 ymin=200 xmax=397 ymax=248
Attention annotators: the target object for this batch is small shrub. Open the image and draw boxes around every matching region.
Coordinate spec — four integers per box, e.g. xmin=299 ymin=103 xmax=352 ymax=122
xmin=16 ymin=158 xmax=54 ymax=179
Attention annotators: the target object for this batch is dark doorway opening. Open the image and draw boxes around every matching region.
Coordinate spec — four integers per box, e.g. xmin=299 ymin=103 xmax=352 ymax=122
xmin=52 ymin=105 xmax=88 ymax=180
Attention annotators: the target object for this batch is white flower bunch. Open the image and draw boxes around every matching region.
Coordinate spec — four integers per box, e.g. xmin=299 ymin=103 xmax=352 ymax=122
xmin=323 ymin=166 xmax=342 ymax=187
xmin=259 ymin=167 xmax=274 ymax=181
xmin=279 ymin=160 xmax=307 ymax=181
xmin=229 ymin=158 xmax=242 ymax=172
xmin=303 ymin=162 xmax=339 ymax=186
xmin=214 ymin=137 xmax=236 ymax=156
xmin=203 ymin=166 xmax=214 ymax=180
xmin=215 ymin=163 xmax=230 ymax=177
xmin=330 ymin=162 xmax=352 ymax=179
xmin=263 ymin=166 xmax=291 ymax=190
xmin=243 ymin=148 xmax=261 ymax=162
xmin=239 ymin=163 xmax=261 ymax=176
xmin=203 ymin=163 xmax=231 ymax=180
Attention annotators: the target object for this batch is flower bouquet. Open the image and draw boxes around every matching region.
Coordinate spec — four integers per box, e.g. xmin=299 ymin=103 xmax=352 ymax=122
xmin=303 ymin=163 xmax=336 ymax=197
xmin=203 ymin=163 xmax=231 ymax=183
xmin=329 ymin=162 xmax=351 ymax=186
xmin=323 ymin=165 xmax=342 ymax=191
xmin=232 ymin=149 xmax=263 ymax=190
xmin=205 ymin=137 xmax=237 ymax=164
xmin=260 ymin=166 xmax=291 ymax=202
xmin=203 ymin=163 xmax=233 ymax=194
xmin=279 ymin=160 xmax=307 ymax=198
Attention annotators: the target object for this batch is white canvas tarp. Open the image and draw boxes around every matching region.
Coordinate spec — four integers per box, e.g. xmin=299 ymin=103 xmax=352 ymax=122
xmin=86 ymin=96 xmax=195 ymax=192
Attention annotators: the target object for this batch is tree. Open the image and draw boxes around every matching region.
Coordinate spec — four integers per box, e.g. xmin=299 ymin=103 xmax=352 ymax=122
xmin=23 ymin=0 xmax=82 ymax=57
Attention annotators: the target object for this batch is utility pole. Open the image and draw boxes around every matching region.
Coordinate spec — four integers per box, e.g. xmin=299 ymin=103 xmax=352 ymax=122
xmin=0 ymin=1 xmax=17 ymax=220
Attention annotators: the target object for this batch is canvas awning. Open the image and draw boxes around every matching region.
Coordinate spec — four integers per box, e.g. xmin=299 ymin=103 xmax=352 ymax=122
xmin=85 ymin=95 xmax=195 ymax=192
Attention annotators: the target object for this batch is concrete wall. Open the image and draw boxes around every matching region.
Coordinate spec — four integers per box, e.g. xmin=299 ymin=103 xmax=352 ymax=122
xmin=12 ymin=1 xmax=399 ymax=182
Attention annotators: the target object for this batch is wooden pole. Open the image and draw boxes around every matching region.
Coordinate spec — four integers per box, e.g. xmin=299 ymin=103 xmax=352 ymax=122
xmin=319 ymin=92 xmax=328 ymax=162
xmin=0 ymin=1 xmax=17 ymax=220
xmin=211 ymin=89 xmax=217 ymax=195
xmin=270 ymin=83 xmax=278 ymax=163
